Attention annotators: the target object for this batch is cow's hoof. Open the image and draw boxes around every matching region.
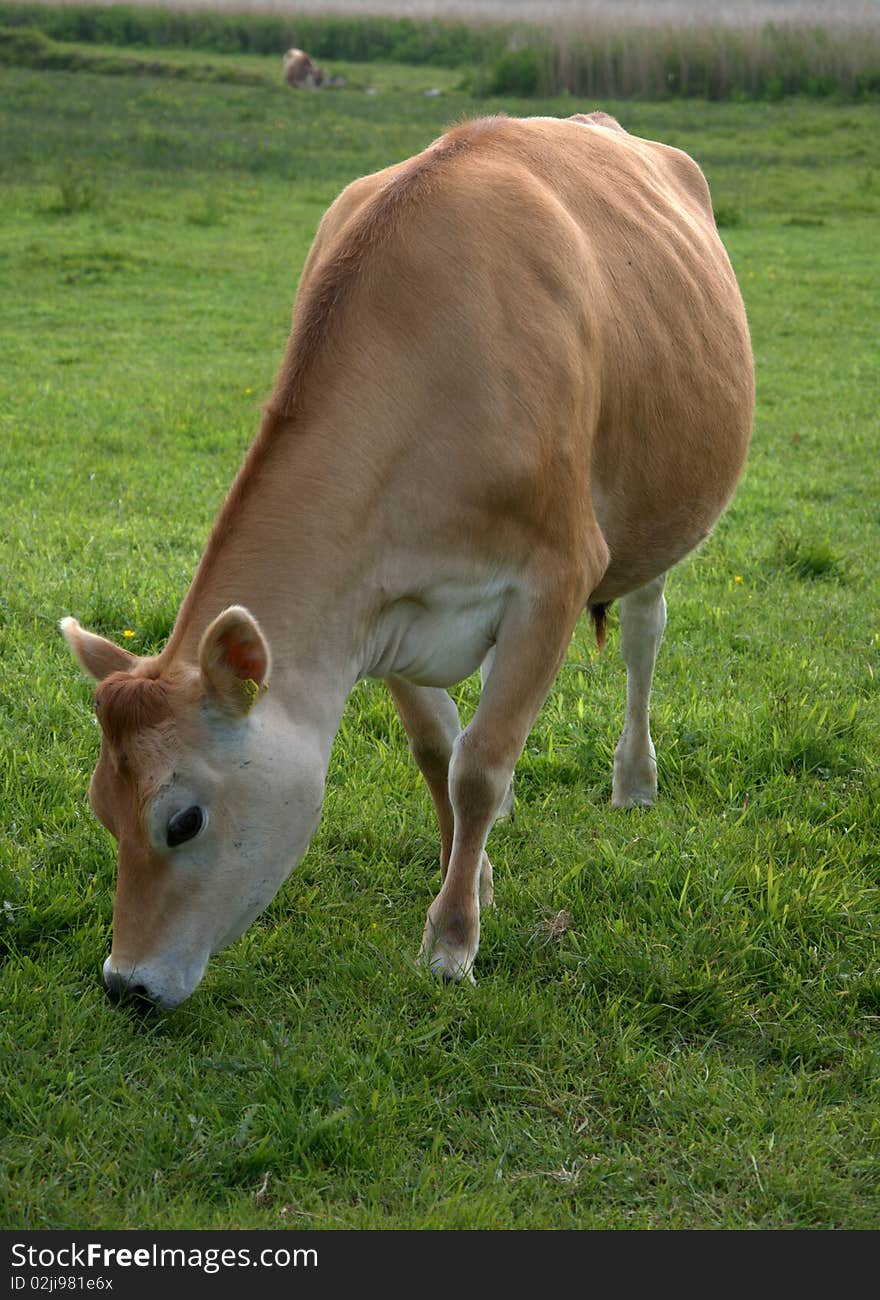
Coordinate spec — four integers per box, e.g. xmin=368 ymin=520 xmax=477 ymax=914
xmin=612 ymin=753 xmax=657 ymax=810
xmin=428 ymin=948 xmax=477 ymax=985
xmin=420 ymin=912 xmax=478 ymax=985
xmin=436 ymin=958 xmax=477 ymax=986
xmin=611 ymin=789 xmax=655 ymax=810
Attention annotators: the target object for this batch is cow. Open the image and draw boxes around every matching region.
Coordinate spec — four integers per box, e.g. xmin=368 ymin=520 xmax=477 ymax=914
xmin=282 ymin=49 xmax=346 ymax=91
xmin=282 ymin=47 xmax=324 ymax=89
xmin=62 ymin=112 xmax=754 ymax=1009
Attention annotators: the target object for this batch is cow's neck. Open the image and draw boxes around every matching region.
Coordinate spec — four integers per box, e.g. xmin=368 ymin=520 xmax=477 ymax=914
xmin=162 ymin=409 xmax=383 ymax=743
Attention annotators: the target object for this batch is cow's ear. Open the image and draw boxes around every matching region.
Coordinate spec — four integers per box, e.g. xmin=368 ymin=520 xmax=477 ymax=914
xmin=61 ymin=618 xmax=136 ymax=681
xmin=198 ymin=606 xmax=271 ymax=716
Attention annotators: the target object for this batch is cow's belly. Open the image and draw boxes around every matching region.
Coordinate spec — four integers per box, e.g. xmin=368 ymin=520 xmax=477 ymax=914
xmin=368 ymin=577 xmax=511 ymax=688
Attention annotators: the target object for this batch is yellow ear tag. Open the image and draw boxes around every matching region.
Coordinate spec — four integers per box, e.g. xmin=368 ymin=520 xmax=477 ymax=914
xmin=240 ymin=677 xmax=261 ymax=712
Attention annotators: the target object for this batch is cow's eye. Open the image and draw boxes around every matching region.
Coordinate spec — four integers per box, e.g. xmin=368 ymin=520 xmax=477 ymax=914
xmin=166 ymin=805 xmax=205 ymax=848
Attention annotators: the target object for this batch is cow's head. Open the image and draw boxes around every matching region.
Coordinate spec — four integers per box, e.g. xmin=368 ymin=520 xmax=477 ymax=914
xmin=62 ymin=606 xmax=325 ymax=1008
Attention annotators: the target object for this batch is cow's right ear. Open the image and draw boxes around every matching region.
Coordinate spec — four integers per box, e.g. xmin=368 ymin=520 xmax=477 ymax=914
xmin=60 ymin=618 xmax=136 ymax=681
xmin=198 ymin=605 xmax=271 ymax=717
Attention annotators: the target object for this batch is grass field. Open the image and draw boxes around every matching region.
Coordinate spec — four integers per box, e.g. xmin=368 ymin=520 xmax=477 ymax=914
xmin=1 ymin=48 xmax=879 ymax=1230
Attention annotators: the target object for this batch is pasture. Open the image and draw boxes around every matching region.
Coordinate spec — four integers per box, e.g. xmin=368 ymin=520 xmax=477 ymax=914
xmin=0 ymin=49 xmax=878 ymax=1229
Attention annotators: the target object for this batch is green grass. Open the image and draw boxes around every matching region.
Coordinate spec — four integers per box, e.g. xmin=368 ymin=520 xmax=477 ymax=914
xmin=1 ymin=53 xmax=879 ymax=1230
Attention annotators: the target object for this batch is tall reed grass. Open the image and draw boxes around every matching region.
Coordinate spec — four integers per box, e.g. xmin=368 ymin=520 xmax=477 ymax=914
xmin=2 ymin=1 xmax=879 ymax=98
xmin=6 ymin=0 xmax=878 ymax=20
xmin=486 ymin=16 xmax=880 ymax=99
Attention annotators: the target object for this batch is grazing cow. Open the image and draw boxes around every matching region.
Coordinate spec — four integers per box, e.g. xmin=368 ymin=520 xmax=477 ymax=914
xmin=62 ymin=113 xmax=754 ymax=1008
xmin=283 ymin=47 xmax=324 ymax=89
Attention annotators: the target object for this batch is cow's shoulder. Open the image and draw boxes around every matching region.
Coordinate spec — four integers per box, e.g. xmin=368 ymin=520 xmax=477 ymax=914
xmin=296 ymin=168 xmax=391 ymax=296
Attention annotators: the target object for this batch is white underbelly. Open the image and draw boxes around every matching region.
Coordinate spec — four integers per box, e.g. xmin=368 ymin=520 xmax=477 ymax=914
xmin=368 ymin=579 xmax=512 ymax=687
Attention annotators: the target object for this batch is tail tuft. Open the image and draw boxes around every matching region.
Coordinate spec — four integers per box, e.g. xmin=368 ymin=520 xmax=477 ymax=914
xmin=588 ymin=602 xmax=609 ymax=650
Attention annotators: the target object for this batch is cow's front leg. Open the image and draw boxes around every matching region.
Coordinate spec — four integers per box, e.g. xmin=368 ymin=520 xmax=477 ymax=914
xmin=612 ymin=573 xmax=667 ymax=809
xmin=480 ymin=647 xmax=514 ymax=824
xmin=421 ymin=559 xmax=601 ymax=982
xmin=387 ymin=677 xmax=496 ymax=909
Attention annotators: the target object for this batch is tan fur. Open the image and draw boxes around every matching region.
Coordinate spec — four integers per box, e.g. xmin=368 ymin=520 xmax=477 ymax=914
xmin=570 ymin=110 xmax=625 ymax=131
xmin=282 ymin=48 xmax=324 ymax=89
xmin=65 ymin=113 xmax=754 ymax=1001
xmin=93 ymin=672 xmax=169 ymax=750
xmin=87 ymin=670 xmax=203 ymax=971
xmin=165 ymin=113 xmax=750 ymax=656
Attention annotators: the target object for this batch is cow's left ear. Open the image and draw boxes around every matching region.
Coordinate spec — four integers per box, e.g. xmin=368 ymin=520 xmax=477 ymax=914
xmin=198 ymin=606 xmax=271 ymax=716
xmin=61 ymin=617 xmax=137 ymax=681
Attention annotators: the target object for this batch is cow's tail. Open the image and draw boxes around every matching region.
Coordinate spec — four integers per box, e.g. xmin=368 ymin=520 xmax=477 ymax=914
xmin=588 ymin=602 xmax=609 ymax=650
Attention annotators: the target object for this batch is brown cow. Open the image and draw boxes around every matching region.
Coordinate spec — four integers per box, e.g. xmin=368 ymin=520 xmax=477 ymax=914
xmin=63 ymin=113 xmax=753 ymax=1007
xmin=282 ymin=47 xmax=324 ymax=89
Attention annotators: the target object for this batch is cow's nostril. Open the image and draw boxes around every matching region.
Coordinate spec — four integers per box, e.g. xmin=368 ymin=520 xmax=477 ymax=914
xmin=103 ymin=966 xmax=157 ymax=1008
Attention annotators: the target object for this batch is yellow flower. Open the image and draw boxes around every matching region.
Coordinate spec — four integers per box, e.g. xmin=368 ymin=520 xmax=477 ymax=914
xmin=734 ymin=576 xmax=743 ymax=584
xmin=244 ymin=387 xmax=253 ymax=395
xmin=123 ymin=629 xmax=135 ymax=638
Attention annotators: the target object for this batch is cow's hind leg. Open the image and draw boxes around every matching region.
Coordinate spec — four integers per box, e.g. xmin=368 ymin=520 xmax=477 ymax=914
xmin=612 ymin=573 xmax=667 ymax=809
xmin=422 ymin=559 xmax=601 ymax=982
xmin=388 ymin=677 xmax=494 ymax=908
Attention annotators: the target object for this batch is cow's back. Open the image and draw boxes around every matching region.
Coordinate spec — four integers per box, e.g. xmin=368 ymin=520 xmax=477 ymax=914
xmin=283 ymin=116 xmax=754 ymax=600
